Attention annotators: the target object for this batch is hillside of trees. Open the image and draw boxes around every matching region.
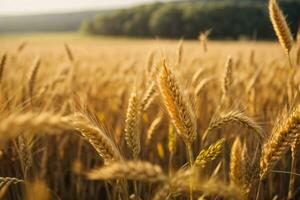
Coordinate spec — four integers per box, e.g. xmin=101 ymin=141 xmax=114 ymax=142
xmin=81 ymin=0 xmax=300 ymax=39
xmin=0 ymin=10 xmax=109 ymax=34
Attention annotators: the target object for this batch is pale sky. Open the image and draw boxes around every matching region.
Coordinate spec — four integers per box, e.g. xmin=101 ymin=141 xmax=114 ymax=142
xmin=0 ymin=0 xmax=168 ymax=16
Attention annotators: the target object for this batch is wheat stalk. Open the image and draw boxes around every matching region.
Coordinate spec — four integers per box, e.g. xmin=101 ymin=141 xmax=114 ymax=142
xmin=87 ymin=160 xmax=166 ymax=182
xmin=195 ymin=138 xmax=225 ymax=168
xmin=153 ymin=168 xmax=193 ymax=200
xmin=125 ymin=88 xmax=141 ymax=159
xmin=154 ymin=168 xmax=242 ymax=200
xmin=64 ymin=43 xmax=74 ymax=62
xmin=191 ymin=67 xmax=206 ymax=85
xmin=193 ymin=179 xmax=243 ymax=200
xmin=157 ymin=59 xmax=196 ymax=145
xmin=16 ymin=136 xmax=33 ymax=179
xmin=203 ymin=110 xmax=263 ymax=142
xmin=230 ymin=138 xmax=245 ymax=186
xmin=0 ymin=112 xmax=121 ymax=163
xmin=146 ymin=112 xmax=163 ymax=145
xmin=176 ymin=38 xmax=183 ymax=66
xmin=260 ymin=105 xmax=300 ymax=179
xmin=198 ymin=29 xmax=211 ymax=52
xmin=222 ymin=56 xmax=233 ymax=102
xmin=0 ymin=177 xmax=24 ymax=191
xmin=140 ymin=82 xmax=156 ymax=112
xmin=269 ymin=0 xmax=293 ymax=55
xmin=0 ymin=53 xmax=7 ymax=84
xmin=28 ymin=57 xmax=41 ymax=99
xmin=146 ymin=51 xmax=155 ymax=76
xmin=0 ymin=112 xmax=72 ymax=140
xmin=288 ymin=138 xmax=299 ymax=199
xmin=194 ymin=76 xmax=215 ymax=96
xmin=17 ymin=41 xmax=27 ymax=52
xmin=70 ymin=114 xmax=122 ymax=163
xmin=168 ymin=124 xmax=176 ymax=155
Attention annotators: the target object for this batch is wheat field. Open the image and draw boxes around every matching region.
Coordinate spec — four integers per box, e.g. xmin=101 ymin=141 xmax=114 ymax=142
xmin=1 ymin=3 xmax=300 ymax=199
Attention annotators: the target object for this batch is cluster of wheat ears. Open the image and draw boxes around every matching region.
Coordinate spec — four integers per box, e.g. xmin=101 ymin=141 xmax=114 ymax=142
xmin=1 ymin=0 xmax=300 ymax=199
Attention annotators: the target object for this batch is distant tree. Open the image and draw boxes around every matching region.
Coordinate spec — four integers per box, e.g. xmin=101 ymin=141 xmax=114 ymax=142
xmin=81 ymin=0 xmax=300 ymax=40
xmin=149 ymin=5 xmax=185 ymax=38
xmin=80 ymin=20 xmax=95 ymax=34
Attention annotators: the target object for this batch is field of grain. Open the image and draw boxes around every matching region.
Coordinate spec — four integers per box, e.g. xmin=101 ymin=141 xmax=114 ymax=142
xmin=1 ymin=2 xmax=300 ymax=199
xmin=0 ymin=33 xmax=299 ymax=200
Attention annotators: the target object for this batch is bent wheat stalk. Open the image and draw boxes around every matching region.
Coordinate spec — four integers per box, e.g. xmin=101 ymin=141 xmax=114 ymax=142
xmin=87 ymin=160 xmax=166 ymax=182
xmin=203 ymin=110 xmax=263 ymax=142
xmin=0 ymin=177 xmax=24 ymax=190
xmin=70 ymin=114 xmax=122 ymax=163
xmin=0 ymin=112 xmax=71 ymax=141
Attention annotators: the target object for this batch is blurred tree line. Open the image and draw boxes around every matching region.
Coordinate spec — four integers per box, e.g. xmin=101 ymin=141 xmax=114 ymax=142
xmin=80 ymin=0 xmax=300 ymax=39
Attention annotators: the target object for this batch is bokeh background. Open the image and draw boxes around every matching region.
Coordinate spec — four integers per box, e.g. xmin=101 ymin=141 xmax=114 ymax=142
xmin=1 ymin=0 xmax=299 ymax=40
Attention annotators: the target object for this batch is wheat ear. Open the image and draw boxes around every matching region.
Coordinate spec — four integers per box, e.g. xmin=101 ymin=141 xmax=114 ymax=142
xmin=269 ymin=0 xmax=293 ymax=55
xmin=146 ymin=112 xmax=163 ymax=145
xmin=230 ymin=138 xmax=245 ymax=187
xmin=17 ymin=41 xmax=27 ymax=52
xmin=140 ymin=82 xmax=156 ymax=112
xmin=260 ymin=105 xmax=300 ymax=179
xmin=16 ymin=136 xmax=33 ymax=179
xmin=176 ymin=38 xmax=183 ymax=66
xmin=28 ymin=57 xmax=41 ymax=99
xmin=221 ymin=56 xmax=233 ymax=102
xmin=70 ymin=114 xmax=122 ymax=163
xmin=195 ymin=138 xmax=225 ymax=168
xmin=157 ymin=59 xmax=196 ymax=145
xmin=0 ymin=53 xmax=7 ymax=84
xmin=64 ymin=43 xmax=74 ymax=62
xmin=125 ymin=88 xmax=141 ymax=159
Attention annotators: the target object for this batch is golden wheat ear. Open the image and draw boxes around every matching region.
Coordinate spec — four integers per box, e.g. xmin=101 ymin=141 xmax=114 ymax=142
xmin=124 ymin=88 xmax=141 ymax=159
xmin=230 ymin=138 xmax=245 ymax=186
xmin=156 ymin=59 xmax=196 ymax=145
xmin=70 ymin=113 xmax=123 ymax=163
xmin=195 ymin=138 xmax=225 ymax=168
xmin=269 ymin=0 xmax=294 ymax=56
xmin=260 ymin=105 xmax=300 ymax=179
